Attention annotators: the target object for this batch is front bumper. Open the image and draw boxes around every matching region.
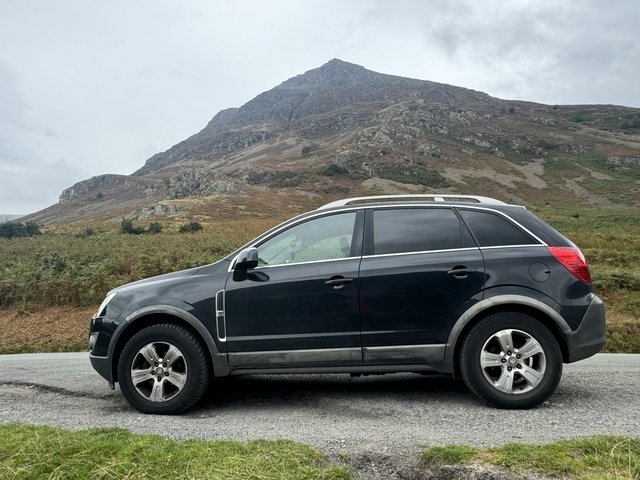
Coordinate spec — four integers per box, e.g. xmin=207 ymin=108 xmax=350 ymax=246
xmin=88 ymin=313 xmax=121 ymax=383
xmin=565 ymin=295 xmax=607 ymax=363
xmin=89 ymin=353 xmax=113 ymax=383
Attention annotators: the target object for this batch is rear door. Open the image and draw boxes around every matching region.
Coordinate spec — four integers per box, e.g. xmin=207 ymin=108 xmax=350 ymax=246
xmin=359 ymin=207 xmax=485 ymax=364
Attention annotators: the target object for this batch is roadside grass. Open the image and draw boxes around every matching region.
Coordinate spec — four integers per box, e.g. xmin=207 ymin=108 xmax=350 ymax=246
xmin=422 ymin=436 xmax=640 ymax=479
xmin=0 ymin=306 xmax=94 ymax=354
xmin=0 ymin=423 xmax=350 ymax=480
xmin=421 ymin=444 xmax=477 ymax=464
xmin=0 ymin=207 xmax=638 ymax=353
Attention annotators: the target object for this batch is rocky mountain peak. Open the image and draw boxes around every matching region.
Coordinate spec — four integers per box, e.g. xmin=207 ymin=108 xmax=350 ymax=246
xmin=203 ymin=59 xmax=429 ymax=132
xmin=281 ymin=58 xmax=372 ymax=88
xmin=203 ymin=59 xmax=375 ymax=129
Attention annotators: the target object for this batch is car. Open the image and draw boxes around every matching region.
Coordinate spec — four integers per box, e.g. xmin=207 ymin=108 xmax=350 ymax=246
xmin=89 ymin=194 xmax=606 ymax=414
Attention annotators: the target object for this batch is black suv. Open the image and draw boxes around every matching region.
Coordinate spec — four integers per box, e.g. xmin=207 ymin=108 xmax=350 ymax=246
xmin=89 ymin=195 xmax=606 ymax=414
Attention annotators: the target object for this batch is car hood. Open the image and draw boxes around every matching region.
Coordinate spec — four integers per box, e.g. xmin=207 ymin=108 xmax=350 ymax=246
xmin=110 ymin=266 xmax=202 ymax=294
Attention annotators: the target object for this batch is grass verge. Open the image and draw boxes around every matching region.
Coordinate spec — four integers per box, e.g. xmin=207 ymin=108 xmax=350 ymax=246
xmin=0 ymin=306 xmax=95 ymax=354
xmin=422 ymin=436 xmax=640 ymax=479
xmin=0 ymin=423 xmax=350 ymax=480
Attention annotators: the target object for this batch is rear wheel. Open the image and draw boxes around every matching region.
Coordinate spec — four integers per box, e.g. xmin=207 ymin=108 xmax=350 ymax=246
xmin=460 ymin=313 xmax=562 ymax=409
xmin=118 ymin=323 xmax=209 ymax=414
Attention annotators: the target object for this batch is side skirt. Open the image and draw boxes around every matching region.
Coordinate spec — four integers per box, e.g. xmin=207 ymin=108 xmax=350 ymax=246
xmin=228 ymin=347 xmax=362 ymax=368
xmin=229 ymin=364 xmax=446 ymax=376
xmin=363 ymin=344 xmax=446 ymax=364
xmin=224 ymin=345 xmax=454 ymax=376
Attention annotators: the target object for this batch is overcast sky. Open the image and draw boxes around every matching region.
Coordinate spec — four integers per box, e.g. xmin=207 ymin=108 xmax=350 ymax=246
xmin=1 ymin=0 xmax=639 ymax=215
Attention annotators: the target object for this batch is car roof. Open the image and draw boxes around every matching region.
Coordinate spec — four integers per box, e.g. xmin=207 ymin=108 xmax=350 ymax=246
xmin=316 ymin=194 xmax=508 ymax=210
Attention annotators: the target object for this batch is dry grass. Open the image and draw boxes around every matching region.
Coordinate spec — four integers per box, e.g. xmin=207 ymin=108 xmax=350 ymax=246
xmin=0 ymin=306 xmax=95 ymax=354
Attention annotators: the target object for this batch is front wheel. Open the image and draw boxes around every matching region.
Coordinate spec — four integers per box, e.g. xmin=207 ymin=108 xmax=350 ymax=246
xmin=118 ymin=323 xmax=210 ymax=414
xmin=459 ymin=313 xmax=562 ymax=409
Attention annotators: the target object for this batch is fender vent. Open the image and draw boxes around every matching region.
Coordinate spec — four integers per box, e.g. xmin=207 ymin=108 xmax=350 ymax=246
xmin=215 ymin=290 xmax=226 ymax=341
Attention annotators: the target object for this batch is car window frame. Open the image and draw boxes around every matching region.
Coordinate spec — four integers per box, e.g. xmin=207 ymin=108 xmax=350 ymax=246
xmin=248 ymin=210 xmax=365 ymax=269
xmin=363 ymin=206 xmax=472 ymax=257
xmin=456 ymin=207 xmax=542 ymax=248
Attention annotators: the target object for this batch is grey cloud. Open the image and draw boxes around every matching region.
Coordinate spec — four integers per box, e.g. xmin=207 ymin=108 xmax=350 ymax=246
xmin=359 ymin=0 xmax=639 ymax=105
xmin=0 ymin=61 xmax=41 ymax=170
xmin=0 ymin=158 xmax=86 ymax=214
xmin=0 ymin=61 xmax=83 ymax=211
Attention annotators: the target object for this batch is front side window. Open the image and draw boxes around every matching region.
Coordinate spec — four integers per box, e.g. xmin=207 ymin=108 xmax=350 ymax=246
xmin=373 ymin=208 xmax=462 ymax=255
xmin=257 ymin=212 xmax=357 ymax=266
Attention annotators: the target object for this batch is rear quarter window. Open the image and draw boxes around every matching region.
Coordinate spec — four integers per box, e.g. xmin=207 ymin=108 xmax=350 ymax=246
xmin=458 ymin=209 xmax=538 ymax=247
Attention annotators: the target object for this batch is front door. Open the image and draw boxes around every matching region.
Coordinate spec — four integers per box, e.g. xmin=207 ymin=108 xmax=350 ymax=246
xmin=224 ymin=211 xmax=364 ymax=368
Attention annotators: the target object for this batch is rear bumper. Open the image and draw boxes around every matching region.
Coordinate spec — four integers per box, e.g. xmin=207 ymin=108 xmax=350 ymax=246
xmin=565 ymin=295 xmax=607 ymax=363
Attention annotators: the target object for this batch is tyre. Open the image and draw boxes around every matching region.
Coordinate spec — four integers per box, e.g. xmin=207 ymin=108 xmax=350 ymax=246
xmin=459 ymin=312 xmax=562 ymax=409
xmin=117 ymin=323 xmax=210 ymax=414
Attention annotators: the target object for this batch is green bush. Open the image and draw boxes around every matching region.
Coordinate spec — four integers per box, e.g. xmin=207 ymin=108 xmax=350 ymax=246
xmin=120 ymin=217 xmax=145 ymax=235
xmin=0 ymin=221 xmax=41 ymax=239
xmin=269 ymin=171 xmax=304 ymax=188
xmin=377 ymin=165 xmax=449 ymax=188
xmin=147 ymin=222 xmax=163 ymax=234
xmin=592 ymin=271 xmax=640 ymax=292
xmin=178 ymin=221 xmax=203 ymax=233
xmin=324 ymin=163 xmax=348 ymax=176
xmin=77 ymin=227 xmax=96 ymax=238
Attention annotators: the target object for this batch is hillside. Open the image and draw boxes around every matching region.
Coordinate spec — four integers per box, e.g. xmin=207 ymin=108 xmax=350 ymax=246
xmin=27 ymin=59 xmax=640 ymax=224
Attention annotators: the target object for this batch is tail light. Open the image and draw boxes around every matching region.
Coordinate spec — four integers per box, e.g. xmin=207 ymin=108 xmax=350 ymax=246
xmin=547 ymin=246 xmax=592 ymax=284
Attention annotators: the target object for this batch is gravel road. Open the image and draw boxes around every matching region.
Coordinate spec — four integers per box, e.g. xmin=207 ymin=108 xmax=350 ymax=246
xmin=0 ymin=352 xmax=638 ymax=457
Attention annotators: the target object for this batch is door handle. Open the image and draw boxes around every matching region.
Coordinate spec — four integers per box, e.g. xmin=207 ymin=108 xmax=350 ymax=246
xmin=447 ymin=266 xmax=477 ymax=278
xmin=324 ymin=276 xmax=354 ymax=288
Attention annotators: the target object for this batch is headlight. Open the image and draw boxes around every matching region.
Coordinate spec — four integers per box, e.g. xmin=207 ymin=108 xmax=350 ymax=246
xmin=95 ymin=292 xmax=117 ymax=317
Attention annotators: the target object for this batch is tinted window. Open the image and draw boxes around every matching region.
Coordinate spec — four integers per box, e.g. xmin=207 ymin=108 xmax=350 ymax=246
xmin=257 ymin=212 xmax=356 ymax=266
xmin=459 ymin=209 xmax=537 ymax=247
xmin=373 ymin=208 xmax=462 ymax=255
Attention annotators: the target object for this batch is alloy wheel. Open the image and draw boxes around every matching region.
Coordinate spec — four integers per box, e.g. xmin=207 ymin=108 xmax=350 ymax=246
xmin=480 ymin=329 xmax=546 ymax=395
xmin=130 ymin=341 xmax=188 ymax=402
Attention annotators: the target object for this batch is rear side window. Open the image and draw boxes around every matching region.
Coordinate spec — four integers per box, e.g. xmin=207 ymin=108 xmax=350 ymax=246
xmin=458 ymin=209 xmax=537 ymax=247
xmin=373 ymin=208 xmax=462 ymax=255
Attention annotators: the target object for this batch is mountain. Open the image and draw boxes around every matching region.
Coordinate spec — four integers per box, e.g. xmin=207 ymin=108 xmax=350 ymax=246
xmin=27 ymin=59 xmax=640 ymax=224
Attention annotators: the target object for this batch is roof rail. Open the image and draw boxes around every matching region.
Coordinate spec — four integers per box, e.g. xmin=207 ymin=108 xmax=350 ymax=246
xmin=317 ymin=194 xmax=506 ymax=210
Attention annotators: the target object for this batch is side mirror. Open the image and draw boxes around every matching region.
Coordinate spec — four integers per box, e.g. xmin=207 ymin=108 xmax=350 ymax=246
xmin=234 ymin=247 xmax=259 ymax=271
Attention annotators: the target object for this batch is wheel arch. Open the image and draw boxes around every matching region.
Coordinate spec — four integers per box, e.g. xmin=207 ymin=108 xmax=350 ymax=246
xmin=447 ymin=295 xmax=571 ymax=376
xmin=109 ymin=306 xmax=220 ymax=382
